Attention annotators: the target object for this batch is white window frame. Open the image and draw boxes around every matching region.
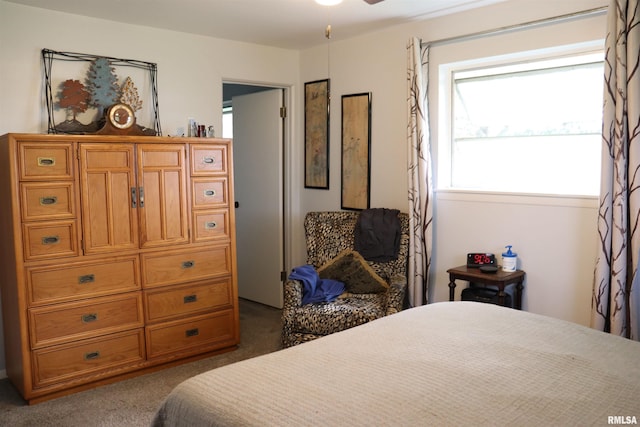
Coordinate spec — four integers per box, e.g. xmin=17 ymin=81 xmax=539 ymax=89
xmin=437 ymin=40 xmax=604 ymax=199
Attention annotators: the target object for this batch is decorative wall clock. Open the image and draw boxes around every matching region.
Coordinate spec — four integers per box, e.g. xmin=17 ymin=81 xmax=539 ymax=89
xmin=96 ymin=103 xmax=145 ymax=135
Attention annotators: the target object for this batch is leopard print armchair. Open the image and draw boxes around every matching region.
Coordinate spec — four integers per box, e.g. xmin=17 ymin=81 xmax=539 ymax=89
xmin=282 ymin=211 xmax=409 ymax=348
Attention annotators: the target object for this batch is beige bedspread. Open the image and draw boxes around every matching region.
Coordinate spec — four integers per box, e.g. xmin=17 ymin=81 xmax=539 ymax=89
xmin=152 ymin=302 xmax=640 ymax=426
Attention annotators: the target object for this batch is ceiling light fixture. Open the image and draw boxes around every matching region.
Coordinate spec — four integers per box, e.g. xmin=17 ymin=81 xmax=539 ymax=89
xmin=315 ymin=0 xmax=343 ymax=6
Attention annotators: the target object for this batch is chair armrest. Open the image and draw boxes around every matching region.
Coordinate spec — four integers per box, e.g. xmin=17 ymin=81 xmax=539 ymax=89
xmin=283 ymin=279 xmax=304 ymax=310
xmin=385 ymin=274 xmax=407 ymax=315
xmin=281 ymin=279 xmax=304 ymax=346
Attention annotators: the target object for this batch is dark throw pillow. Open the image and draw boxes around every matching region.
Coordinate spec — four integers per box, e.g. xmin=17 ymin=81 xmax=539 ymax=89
xmin=317 ymin=250 xmax=388 ymax=294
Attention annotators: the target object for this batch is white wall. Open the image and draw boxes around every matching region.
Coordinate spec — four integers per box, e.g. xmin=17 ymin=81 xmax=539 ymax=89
xmin=0 ymin=2 xmax=300 ymax=136
xmin=0 ymin=0 xmax=610 ymax=374
xmin=298 ymin=0 xmax=608 ymax=326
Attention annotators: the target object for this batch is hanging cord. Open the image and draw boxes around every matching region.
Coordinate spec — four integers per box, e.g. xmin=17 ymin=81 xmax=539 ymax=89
xmin=326 ymin=23 xmax=332 ymax=79
xmin=325 ymin=5 xmax=333 ymax=80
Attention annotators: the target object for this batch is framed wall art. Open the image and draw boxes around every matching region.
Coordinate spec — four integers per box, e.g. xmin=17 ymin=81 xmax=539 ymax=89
xmin=42 ymin=48 xmax=161 ymax=135
xmin=341 ymin=92 xmax=371 ymax=211
xmin=304 ymin=79 xmax=330 ymax=189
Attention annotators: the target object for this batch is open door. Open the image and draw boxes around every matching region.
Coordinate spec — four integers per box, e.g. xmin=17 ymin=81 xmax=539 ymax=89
xmin=232 ymin=89 xmax=284 ymax=308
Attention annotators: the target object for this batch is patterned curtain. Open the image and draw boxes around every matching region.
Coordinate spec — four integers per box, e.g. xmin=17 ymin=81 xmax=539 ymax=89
xmin=592 ymin=0 xmax=640 ymax=340
xmin=406 ymin=38 xmax=434 ymax=307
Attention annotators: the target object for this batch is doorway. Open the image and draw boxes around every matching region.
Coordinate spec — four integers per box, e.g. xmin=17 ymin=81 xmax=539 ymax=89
xmin=223 ymin=82 xmax=288 ymax=309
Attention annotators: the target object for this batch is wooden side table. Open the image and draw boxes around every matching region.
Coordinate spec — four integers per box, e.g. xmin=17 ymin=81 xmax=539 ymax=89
xmin=447 ymin=265 xmax=525 ymax=310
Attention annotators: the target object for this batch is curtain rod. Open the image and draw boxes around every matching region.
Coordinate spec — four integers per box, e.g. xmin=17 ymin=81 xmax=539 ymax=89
xmin=420 ymin=6 xmax=608 ymax=48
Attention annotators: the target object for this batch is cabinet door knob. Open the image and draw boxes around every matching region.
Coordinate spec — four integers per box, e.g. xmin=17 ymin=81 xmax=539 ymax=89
xmin=39 ymin=196 xmax=58 ymax=206
xmin=185 ymin=328 xmax=199 ymax=337
xmin=84 ymin=351 xmax=100 ymax=360
xmin=82 ymin=313 xmax=98 ymax=323
xmin=78 ymin=274 xmax=95 ymax=284
xmin=41 ymin=236 xmax=59 ymax=245
xmin=37 ymin=157 xmax=56 ymax=167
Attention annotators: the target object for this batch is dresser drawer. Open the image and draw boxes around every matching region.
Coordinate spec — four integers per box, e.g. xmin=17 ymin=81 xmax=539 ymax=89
xmin=22 ymin=220 xmax=78 ymax=260
xmin=19 ymin=142 xmax=75 ymax=181
xmin=141 ymin=245 xmax=232 ymax=288
xmin=32 ymin=329 xmax=145 ymax=388
xmin=192 ymin=209 xmax=230 ymax=243
xmin=191 ymin=177 xmax=228 ymax=208
xmin=190 ymin=144 xmax=228 ymax=175
xmin=20 ymin=182 xmax=76 ymax=221
xmin=144 ymin=279 xmax=233 ymax=323
xmin=27 ymin=256 xmax=140 ymax=306
xmin=145 ymin=310 xmax=236 ymax=359
xmin=29 ymin=292 xmax=144 ymax=349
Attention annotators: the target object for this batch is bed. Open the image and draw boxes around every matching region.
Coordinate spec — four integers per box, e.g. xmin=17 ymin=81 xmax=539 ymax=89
xmin=152 ymin=302 xmax=640 ymax=426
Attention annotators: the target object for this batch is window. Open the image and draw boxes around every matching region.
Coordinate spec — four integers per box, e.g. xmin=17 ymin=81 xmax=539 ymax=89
xmin=441 ymin=50 xmax=604 ymax=196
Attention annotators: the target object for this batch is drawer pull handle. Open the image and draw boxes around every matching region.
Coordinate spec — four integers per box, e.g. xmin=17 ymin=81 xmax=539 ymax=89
xmin=40 ymin=196 xmax=58 ymax=205
xmin=204 ymin=189 xmax=216 ymax=197
xmin=78 ymin=274 xmax=95 ymax=284
xmin=205 ymin=221 xmax=217 ymax=230
xmin=82 ymin=313 xmax=98 ymax=323
xmin=185 ymin=328 xmax=199 ymax=337
xmin=131 ymin=187 xmax=137 ymax=208
xmin=182 ymin=260 xmax=195 ymax=269
xmin=184 ymin=294 xmax=198 ymax=304
xmin=41 ymin=236 xmax=59 ymax=245
xmin=37 ymin=157 xmax=56 ymax=167
xmin=84 ymin=351 xmax=100 ymax=361
xmin=203 ymin=157 xmax=215 ymax=164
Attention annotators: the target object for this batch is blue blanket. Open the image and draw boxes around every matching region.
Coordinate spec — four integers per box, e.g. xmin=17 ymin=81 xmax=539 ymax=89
xmin=289 ymin=265 xmax=345 ymax=305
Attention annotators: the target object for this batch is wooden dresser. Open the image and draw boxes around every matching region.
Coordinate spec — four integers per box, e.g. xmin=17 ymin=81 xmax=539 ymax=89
xmin=0 ymin=133 xmax=239 ymax=404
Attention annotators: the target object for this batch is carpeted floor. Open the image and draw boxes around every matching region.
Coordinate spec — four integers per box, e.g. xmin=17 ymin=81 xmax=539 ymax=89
xmin=0 ymin=299 xmax=283 ymax=427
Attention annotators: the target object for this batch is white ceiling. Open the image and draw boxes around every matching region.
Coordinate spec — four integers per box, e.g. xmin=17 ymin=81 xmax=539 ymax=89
xmin=6 ymin=0 xmax=506 ymax=50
